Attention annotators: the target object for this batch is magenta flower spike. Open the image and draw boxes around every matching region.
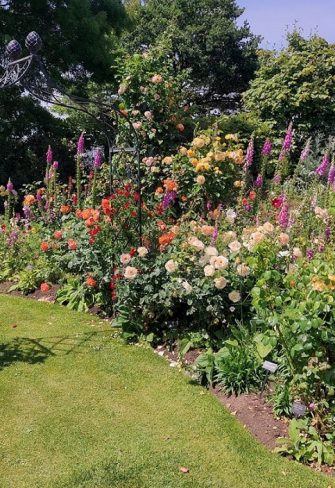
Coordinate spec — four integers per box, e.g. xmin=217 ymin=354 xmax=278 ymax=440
xmin=315 ymin=152 xmax=330 ymax=177
xmin=243 ymin=137 xmax=254 ymax=171
xmin=46 ymin=145 xmax=53 ymax=164
xmin=255 ymin=174 xmax=263 ymax=188
xmin=300 ymin=139 xmax=311 ymax=162
xmin=77 ymin=132 xmax=85 ymax=155
xmin=328 ymin=165 xmax=335 ymax=185
xmin=261 ymin=138 xmax=272 ymax=157
xmin=53 ymin=161 xmax=59 ymax=170
xmin=279 ymin=122 xmax=293 ymax=161
xmin=6 ymin=178 xmax=14 ymax=192
xmin=278 ymin=197 xmax=289 ymax=228
xmin=93 ymin=149 xmax=103 ymax=169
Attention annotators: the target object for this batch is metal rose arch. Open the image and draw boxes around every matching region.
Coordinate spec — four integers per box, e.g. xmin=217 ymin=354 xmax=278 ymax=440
xmin=0 ymin=31 xmax=142 ymax=238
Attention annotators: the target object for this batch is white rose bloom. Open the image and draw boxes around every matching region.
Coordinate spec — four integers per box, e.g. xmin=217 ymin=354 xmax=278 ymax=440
xmin=204 ymin=265 xmax=215 ymax=277
xmin=196 ymin=175 xmax=206 ymax=185
xmin=182 ymin=281 xmax=193 ymax=294
xmin=293 ymin=247 xmax=303 ymax=258
xmin=124 ymin=266 xmax=138 ymax=280
xmin=214 ymin=277 xmax=227 ymax=289
xmin=165 ymin=260 xmax=178 ymax=273
xmin=226 ymin=209 xmax=237 ymax=224
xmin=213 ymin=256 xmax=229 ymax=270
xmin=137 ymin=246 xmax=148 ymax=257
xmin=223 ymin=231 xmax=237 ymax=243
xmin=205 ymin=246 xmax=218 ymax=257
xmin=229 ymin=291 xmax=241 ymax=303
xmin=236 ymin=263 xmax=250 ymax=277
xmin=229 ymin=240 xmax=242 ymax=253
xmin=199 ymin=255 xmax=211 ymax=266
xmin=262 ymin=222 xmax=275 ymax=233
xmin=188 ymin=236 xmax=205 ymax=250
xmin=121 ymin=253 xmax=132 ymax=265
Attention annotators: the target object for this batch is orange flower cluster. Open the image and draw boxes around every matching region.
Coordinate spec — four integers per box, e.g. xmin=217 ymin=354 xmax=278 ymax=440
xmin=159 ymin=231 xmax=176 ymax=247
xmin=163 ymin=179 xmax=177 ymax=192
xmin=23 ymin=194 xmax=36 ymax=206
xmin=79 ymin=208 xmax=100 ymax=227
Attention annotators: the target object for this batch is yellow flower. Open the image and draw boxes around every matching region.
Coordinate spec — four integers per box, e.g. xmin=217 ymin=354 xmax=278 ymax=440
xmin=225 ymin=133 xmax=239 ymax=142
xmin=234 ymin=180 xmax=244 ymax=188
xmin=311 ymin=279 xmax=327 ymax=292
xmin=187 ymin=149 xmax=194 ymax=157
xmin=191 ymin=158 xmax=199 ymax=167
xmin=192 ymin=137 xmax=206 ymax=148
xmin=214 ymin=151 xmax=227 ymax=162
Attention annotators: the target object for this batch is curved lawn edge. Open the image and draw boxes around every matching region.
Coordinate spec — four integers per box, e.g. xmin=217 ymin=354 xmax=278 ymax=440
xmin=0 ymin=295 xmax=333 ymax=488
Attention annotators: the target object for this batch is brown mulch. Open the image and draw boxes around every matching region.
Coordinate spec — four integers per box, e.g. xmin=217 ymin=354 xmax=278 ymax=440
xmin=155 ymin=343 xmax=288 ymax=450
xmin=0 ymin=280 xmax=59 ymax=303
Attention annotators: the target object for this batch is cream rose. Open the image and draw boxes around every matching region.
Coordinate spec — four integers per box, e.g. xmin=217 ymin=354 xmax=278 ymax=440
xmin=205 ymin=246 xmax=218 ymax=257
xmin=226 ymin=209 xmax=237 ymax=224
xmin=236 ymin=263 xmax=250 ymax=277
xmin=120 ymin=253 xmax=132 ymax=265
xmin=188 ymin=236 xmax=205 ymax=250
xmin=229 ymin=291 xmax=241 ymax=303
xmin=165 ymin=259 xmax=178 ymax=273
xmin=204 ymin=265 xmax=215 ymax=277
xmin=124 ymin=266 xmax=138 ymax=280
xmin=137 ymin=246 xmax=148 ymax=257
xmin=213 ymin=256 xmax=229 ymax=270
xmin=214 ymin=277 xmax=228 ymax=289
xmin=229 ymin=240 xmax=242 ymax=253
xmin=278 ymin=233 xmax=289 ymax=246
xmin=196 ymin=175 xmax=206 ymax=185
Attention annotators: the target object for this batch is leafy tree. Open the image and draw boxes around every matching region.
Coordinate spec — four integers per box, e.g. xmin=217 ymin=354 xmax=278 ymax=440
xmin=0 ymin=0 xmax=128 ymax=82
xmin=244 ymin=32 xmax=335 ymax=137
xmin=124 ymin=0 xmax=260 ymax=111
xmin=0 ymin=1 xmax=129 ymax=188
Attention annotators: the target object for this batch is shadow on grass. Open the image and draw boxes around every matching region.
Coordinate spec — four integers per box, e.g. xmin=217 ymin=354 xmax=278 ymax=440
xmin=0 ymin=331 xmax=111 ymax=371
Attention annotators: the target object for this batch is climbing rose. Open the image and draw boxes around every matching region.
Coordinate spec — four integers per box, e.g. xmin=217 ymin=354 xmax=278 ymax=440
xmin=40 ymin=241 xmax=49 ymax=252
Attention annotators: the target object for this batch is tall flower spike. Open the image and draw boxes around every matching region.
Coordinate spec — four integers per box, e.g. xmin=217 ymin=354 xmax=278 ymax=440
xmin=46 ymin=145 xmax=53 ymax=164
xmin=328 ymin=165 xmax=335 ymax=185
xmin=77 ymin=132 xmax=85 ymax=155
xmin=279 ymin=122 xmax=293 ymax=161
xmin=261 ymin=138 xmax=272 ymax=157
xmin=243 ymin=137 xmax=254 ymax=171
xmin=93 ymin=149 xmax=103 ymax=169
xmin=315 ymin=152 xmax=330 ymax=177
xmin=6 ymin=178 xmax=14 ymax=192
xmin=255 ymin=174 xmax=263 ymax=188
xmin=300 ymin=138 xmax=311 ymax=162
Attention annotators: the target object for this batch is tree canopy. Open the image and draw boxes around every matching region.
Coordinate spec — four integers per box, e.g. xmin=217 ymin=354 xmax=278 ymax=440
xmin=124 ymin=0 xmax=260 ymax=112
xmin=0 ymin=0 xmax=128 ymax=83
xmin=243 ymin=32 xmax=335 ymax=137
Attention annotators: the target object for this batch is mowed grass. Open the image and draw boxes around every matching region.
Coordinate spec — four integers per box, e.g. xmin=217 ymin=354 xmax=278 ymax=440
xmin=0 ymin=296 xmax=332 ymax=488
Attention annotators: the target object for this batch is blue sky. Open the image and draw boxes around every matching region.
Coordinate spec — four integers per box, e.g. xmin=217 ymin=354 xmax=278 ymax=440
xmin=239 ymin=0 xmax=335 ymax=48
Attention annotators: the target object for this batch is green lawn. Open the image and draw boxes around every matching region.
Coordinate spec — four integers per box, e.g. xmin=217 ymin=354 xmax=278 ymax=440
xmin=0 ymin=295 xmax=333 ymax=488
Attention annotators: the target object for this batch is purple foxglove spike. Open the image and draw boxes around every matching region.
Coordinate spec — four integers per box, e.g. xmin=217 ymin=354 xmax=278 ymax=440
xmin=77 ymin=132 xmax=85 ymax=155
xmin=6 ymin=178 xmax=14 ymax=192
xmin=315 ymin=152 xmax=330 ymax=176
xmin=261 ymin=138 xmax=272 ymax=157
xmin=300 ymin=139 xmax=311 ymax=161
xmin=278 ymin=198 xmax=289 ymax=228
xmin=243 ymin=137 xmax=254 ymax=171
xmin=325 ymin=225 xmax=331 ymax=242
xmin=212 ymin=226 xmax=219 ymax=241
xmin=162 ymin=191 xmax=177 ymax=209
xmin=93 ymin=149 xmax=103 ymax=169
xmin=46 ymin=145 xmax=53 ymax=164
xmin=306 ymin=249 xmax=314 ymax=261
xmin=255 ymin=174 xmax=263 ymax=188
xmin=279 ymin=122 xmax=293 ymax=160
xmin=328 ymin=165 xmax=335 ymax=185
xmin=53 ymin=161 xmax=59 ymax=170
xmin=273 ymin=174 xmax=281 ymax=185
